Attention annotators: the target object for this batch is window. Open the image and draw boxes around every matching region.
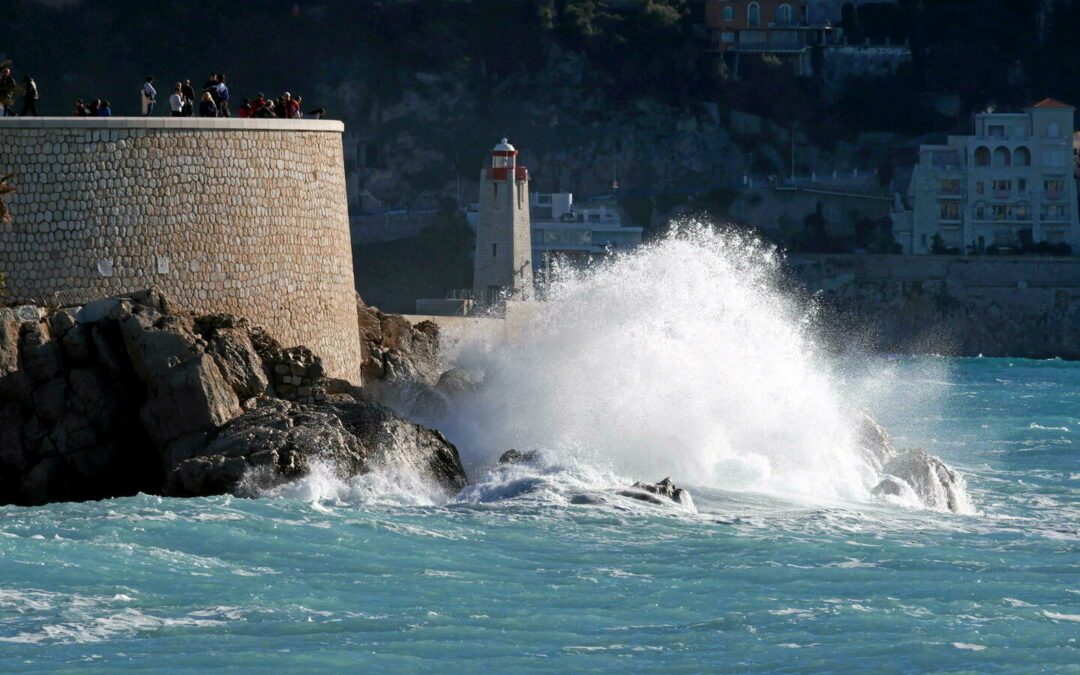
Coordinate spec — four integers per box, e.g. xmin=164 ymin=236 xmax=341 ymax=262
xmin=1043 ymin=204 xmax=1068 ymax=220
xmin=1018 ymin=178 xmax=1027 ymax=193
xmin=974 ymin=147 xmax=991 ymax=166
xmin=939 ymin=201 xmax=961 ymax=220
xmin=492 ymin=243 xmax=497 ymax=257
xmin=992 ymin=179 xmax=1011 ymax=195
xmin=722 ymin=31 xmax=735 ymax=42
xmin=748 ymin=2 xmax=761 ymax=26
xmin=776 ymin=4 xmax=793 ymax=26
xmin=1015 ymin=202 xmax=1030 ymax=220
xmin=1014 ymin=146 xmax=1031 ymax=166
xmin=723 ymin=6 xmax=734 ymax=21
xmin=992 ymin=205 xmax=1010 ymax=221
xmin=1046 ymin=150 xmax=1066 ymax=167
xmin=537 ymin=194 xmax=551 ymax=204
xmin=1045 ymin=179 xmax=1065 ymax=199
xmin=992 ymin=146 xmax=1011 ymax=167
xmin=940 ymin=179 xmax=961 ymax=195
xmin=988 ymin=125 xmax=1005 ymax=139
xmin=976 ymin=181 xmax=984 ymax=194
xmin=975 ymin=203 xmax=986 ymax=220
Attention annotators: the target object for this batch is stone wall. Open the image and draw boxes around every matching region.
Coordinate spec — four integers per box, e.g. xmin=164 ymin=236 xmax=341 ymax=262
xmin=789 ymin=254 xmax=1080 ymax=358
xmin=0 ymin=117 xmax=361 ymax=382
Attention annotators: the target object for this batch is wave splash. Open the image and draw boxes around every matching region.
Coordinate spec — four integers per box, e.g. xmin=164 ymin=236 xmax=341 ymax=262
xmin=435 ymin=224 xmax=972 ymax=512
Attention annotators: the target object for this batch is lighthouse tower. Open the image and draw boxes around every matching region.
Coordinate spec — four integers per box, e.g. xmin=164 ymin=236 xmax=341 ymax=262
xmin=473 ymin=138 xmax=533 ymax=303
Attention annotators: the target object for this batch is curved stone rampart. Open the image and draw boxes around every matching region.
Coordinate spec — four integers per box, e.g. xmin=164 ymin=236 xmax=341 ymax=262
xmin=0 ymin=117 xmax=361 ymax=382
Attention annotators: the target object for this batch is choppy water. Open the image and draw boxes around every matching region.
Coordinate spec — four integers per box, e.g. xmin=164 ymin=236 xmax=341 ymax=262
xmin=2 ymin=230 xmax=1077 ymax=671
xmin=1 ymin=359 xmax=1078 ymax=671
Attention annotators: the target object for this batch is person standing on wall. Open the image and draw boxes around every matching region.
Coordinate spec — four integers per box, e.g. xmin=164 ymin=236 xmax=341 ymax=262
xmin=142 ymin=76 xmax=157 ymax=116
xmin=20 ymin=76 xmax=39 ymax=116
xmin=98 ymin=99 xmax=112 ymax=117
xmin=181 ymin=80 xmax=195 ymax=116
xmin=169 ymin=83 xmax=184 ymax=117
xmin=215 ymin=74 xmax=230 ymax=117
xmin=0 ymin=66 xmax=17 ymax=116
xmin=198 ymin=91 xmax=217 ymax=118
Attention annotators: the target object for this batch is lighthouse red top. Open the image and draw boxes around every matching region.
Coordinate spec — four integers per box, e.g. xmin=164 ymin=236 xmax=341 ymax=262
xmin=488 ymin=138 xmax=528 ymax=181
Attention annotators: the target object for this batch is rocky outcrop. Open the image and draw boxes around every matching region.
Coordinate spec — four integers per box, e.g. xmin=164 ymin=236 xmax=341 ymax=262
xmin=619 ymin=478 xmax=695 ymax=508
xmin=0 ymin=291 xmax=467 ymax=506
xmin=856 ymin=411 xmax=971 ymax=514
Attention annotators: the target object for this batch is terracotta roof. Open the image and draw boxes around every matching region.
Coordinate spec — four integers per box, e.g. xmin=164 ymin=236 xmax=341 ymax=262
xmin=1030 ymin=98 xmax=1074 ymax=109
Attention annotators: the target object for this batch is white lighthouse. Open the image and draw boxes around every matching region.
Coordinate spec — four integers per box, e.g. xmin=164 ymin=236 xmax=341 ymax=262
xmin=473 ymin=138 xmax=533 ymax=303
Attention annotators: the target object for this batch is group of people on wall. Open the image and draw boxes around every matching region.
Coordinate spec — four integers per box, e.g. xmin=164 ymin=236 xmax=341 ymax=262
xmin=0 ymin=66 xmax=37 ymax=117
xmin=147 ymin=73 xmax=323 ymax=119
xmin=0 ymin=63 xmax=324 ymax=119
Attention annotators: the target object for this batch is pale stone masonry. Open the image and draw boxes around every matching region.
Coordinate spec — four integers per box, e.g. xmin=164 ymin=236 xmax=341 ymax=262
xmin=472 ymin=139 xmax=533 ymax=303
xmin=0 ymin=117 xmax=362 ymax=382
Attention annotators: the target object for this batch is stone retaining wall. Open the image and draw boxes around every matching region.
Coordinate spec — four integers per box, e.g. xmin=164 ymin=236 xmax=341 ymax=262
xmin=0 ymin=117 xmax=361 ymax=382
xmin=789 ymin=254 xmax=1080 ymax=358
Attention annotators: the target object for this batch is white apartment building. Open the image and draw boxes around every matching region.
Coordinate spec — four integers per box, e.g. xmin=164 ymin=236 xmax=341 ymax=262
xmin=529 ymin=192 xmax=643 ymax=274
xmin=896 ymin=99 xmax=1078 ymax=254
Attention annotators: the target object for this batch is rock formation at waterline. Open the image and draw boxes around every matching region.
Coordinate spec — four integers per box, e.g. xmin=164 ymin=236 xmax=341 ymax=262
xmin=855 ymin=411 xmax=971 ymax=513
xmin=0 ymin=291 xmax=467 ymax=506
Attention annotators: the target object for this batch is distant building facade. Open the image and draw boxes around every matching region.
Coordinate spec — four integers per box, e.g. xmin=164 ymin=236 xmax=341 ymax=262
xmin=529 ymin=192 xmax=643 ymax=275
xmin=704 ymin=0 xmax=908 ymax=80
xmin=472 ymin=139 xmax=533 ymax=302
xmin=895 ymin=99 xmax=1079 ymax=254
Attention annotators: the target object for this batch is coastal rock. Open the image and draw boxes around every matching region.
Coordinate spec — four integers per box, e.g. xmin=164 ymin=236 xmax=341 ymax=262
xmin=619 ymin=477 xmax=694 ymax=508
xmin=874 ymin=448 xmax=969 ymax=514
xmin=498 ymin=449 xmax=540 ymax=465
xmin=0 ymin=290 xmax=467 ymax=506
xmin=166 ymin=397 xmax=467 ymax=497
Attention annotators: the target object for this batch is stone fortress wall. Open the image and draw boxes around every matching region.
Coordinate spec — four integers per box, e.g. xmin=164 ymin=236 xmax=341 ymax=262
xmin=0 ymin=117 xmax=362 ymax=382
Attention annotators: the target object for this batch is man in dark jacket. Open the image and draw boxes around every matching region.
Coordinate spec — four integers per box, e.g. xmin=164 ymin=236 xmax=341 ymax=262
xmin=181 ymin=80 xmax=195 ymax=116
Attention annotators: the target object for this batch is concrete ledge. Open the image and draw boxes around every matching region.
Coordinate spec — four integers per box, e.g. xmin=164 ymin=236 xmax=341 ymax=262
xmin=0 ymin=116 xmax=344 ymax=133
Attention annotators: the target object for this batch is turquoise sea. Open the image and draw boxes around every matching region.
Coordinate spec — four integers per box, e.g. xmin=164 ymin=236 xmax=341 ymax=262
xmin=0 ymin=356 xmax=1076 ymax=672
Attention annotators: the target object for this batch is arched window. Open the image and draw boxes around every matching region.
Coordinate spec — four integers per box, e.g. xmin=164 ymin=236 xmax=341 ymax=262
xmin=776 ymin=4 xmax=793 ymax=27
xmin=974 ymin=147 xmax=991 ymax=166
xmin=748 ymin=2 xmax=761 ymax=27
xmin=974 ymin=201 xmax=987 ymax=220
xmin=1014 ymin=146 xmax=1032 ymax=166
xmin=723 ymin=6 xmax=734 ymax=21
xmin=992 ymin=146 xmax=1011 ymax=167
xmin=1048 ymin=122 xmax=1061 ymax=138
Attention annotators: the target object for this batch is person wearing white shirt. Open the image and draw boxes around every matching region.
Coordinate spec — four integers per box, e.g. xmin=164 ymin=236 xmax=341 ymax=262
xmin=142 ymin=76 xmax=157 ymax=116
xmin=169 ymin=83 xmax=184 ymax=117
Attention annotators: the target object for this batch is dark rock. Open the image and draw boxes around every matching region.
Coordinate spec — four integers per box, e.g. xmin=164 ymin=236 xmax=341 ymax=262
xmin=619 ymin=477 xmax=694 ymax=507
xmin=139 ymin=354 xmax=242 ymax=448
xmin=0 ymin=320 xmax=31 ymax=403
xmin=498 ymin=449 xmax=540 ymax=465
xmin=164 ymin=397 xmax=468 ymax=497
xmin=202 ymin=324 xmax=270 ymax=399
xmin=49 ymin=309 xmax=78 ymax=338
xmin=1 ymin=290 xmax=467 ymax=506
xmin=19 ymin=322 xmax=61 ymax=383
xmin=0 ymin=402 xmax=26 ymax=472
xmin=168 ymin=455 xmax=249 ymax=497
xmin=436 ymin=368 xmax=483 ymax=399
xmin=32 ymin=377 xmax=66 ymax=425
xmin=60 ymin=324 xmax=92 ymax=361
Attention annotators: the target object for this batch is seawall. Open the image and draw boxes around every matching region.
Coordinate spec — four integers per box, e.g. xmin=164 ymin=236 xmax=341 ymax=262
xmin=789 ymin=254 xmax=1080 ymax=358
xmin=0 ymin=117 xmax=361 ymax=381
